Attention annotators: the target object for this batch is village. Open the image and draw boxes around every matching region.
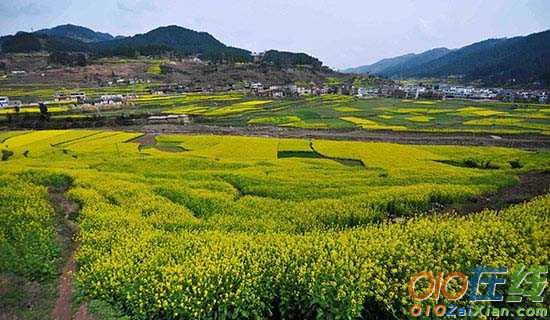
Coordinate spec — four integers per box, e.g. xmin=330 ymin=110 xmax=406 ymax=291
xmin=0 ymin=76 xmax=548 ymax=111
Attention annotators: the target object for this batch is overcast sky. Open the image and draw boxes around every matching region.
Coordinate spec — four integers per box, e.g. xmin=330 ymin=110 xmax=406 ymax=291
xmin=1 ymin=0 xmax=549 ymax=69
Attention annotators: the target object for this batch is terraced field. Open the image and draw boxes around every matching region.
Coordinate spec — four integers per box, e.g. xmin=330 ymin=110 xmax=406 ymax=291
xmin=0 ymin=130 xmax=548 ymax=319
xmin=2 ymin=94 xmax=549 ymax=136
xmin=158 ymin=95 xmax=550 ymax=135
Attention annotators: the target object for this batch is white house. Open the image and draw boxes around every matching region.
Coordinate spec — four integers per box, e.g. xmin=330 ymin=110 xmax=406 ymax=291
xmin=100 ymin=95 xmax=124 ymax=104
xmin=70 ymin=92 xmax=87 ymax=101
xmin=251 ymin=82 xmax=263 ymax=90
xmin=297 ymin=87 xmax=312 ymax=96
xmin=0 ymin=97 xmax=9 ymax=108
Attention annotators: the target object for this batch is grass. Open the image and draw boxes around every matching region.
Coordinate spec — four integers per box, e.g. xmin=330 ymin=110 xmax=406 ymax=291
xmin=0 ymin=83 xmax=159 ymax=103
xmin=146 ymin=61 xmax=164 ymax=75
xmin=334 ymin=106 xmax=361 ymax=112
xmin=341 ymin=116 xmax=407 ymax=130
xmin=406 ymin=115 xmax=434 ymax=123
xmin=456 ymin=106 xmax=508 ymax=117
xmin=249 ymin=115 xmax=302 ymax=125
xmin=204 ymin=100 xmax=272 ymax=116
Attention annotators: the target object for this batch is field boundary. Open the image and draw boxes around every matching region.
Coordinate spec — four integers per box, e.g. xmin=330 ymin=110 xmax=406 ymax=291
xmin=125 ymin=124 xmax=550 ymax=149
xmin=433 ymin=171 xmax=550 ymax=215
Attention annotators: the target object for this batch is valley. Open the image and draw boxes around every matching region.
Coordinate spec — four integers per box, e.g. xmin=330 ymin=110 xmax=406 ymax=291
xmin=0 ymin=13 xmax=549 ymax=320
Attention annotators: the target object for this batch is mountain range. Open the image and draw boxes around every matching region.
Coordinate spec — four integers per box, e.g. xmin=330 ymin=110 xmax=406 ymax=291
xmin=344 ymin=29 xmax=550 ymax=86
xmin=0 ymin=24 xmax=322 ymax=68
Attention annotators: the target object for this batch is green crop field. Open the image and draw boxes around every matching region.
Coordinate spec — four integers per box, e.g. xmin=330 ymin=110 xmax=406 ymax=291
xmin=159 ymin=94 xmax=550 ymax=134
xmin=0 ymin=83 xmax=159 ymax=103
xmin=0 ymin=129 xmax=548 ymax=319
xmin=2 ymin=90 xmax=549 ymax=135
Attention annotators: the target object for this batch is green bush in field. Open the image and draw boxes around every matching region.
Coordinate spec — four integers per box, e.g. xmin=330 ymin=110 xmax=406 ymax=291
xmin=0 ymin=174 xmax=60 ymax=279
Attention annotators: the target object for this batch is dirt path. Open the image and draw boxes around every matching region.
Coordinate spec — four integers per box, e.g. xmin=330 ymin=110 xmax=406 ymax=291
xmin=435 ymin=171 xmax=550 ymax=215
xmin=48 ymin=186 xmax=95 ymax=320
xmin=123 ymin=124 xmax=550 ymax=149
xmin=133 ymin=132 xmax=158 ymax=147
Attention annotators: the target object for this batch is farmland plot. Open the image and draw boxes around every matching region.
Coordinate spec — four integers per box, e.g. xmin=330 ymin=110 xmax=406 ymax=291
xmin=0 ymin=130 xmax=548 ymax=319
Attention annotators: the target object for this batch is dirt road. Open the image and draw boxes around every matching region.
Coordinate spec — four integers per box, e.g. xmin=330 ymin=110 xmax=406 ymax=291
xmin=124 ymin=124 xmax=550 ymax=149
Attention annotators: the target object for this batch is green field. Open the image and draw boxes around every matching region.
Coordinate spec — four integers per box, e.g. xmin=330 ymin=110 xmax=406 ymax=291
xmin=0 ymin=130 xmax=548 ymax=318
xmin=0 ymin=83 xmax=159 ymax=102
xmin=1 ymin=92 xmax=549 ymax=135
xmin=161 ymin=95 xmax=550 ymax=134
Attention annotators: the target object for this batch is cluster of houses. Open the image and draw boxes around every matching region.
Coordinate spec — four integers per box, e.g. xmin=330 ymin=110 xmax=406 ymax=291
xmin=149 ymin=84 xmax=187 ymax=95
xmin=54 ymin=92 xmax=87 ymax=102
xmin=53 ymin=92 xmax=134 ymax=106
xmin=359 ymin=84 xmax=549 ymax=103
xmin=91 ymin=81 xmax=550 ymax=103
xmin=105 ymin=78 xmax=151 ymax=87
xmin=2 ymin=80 xmax=547 ymax=112
xmin=83 ymin=94 xmax=128 ymax=106
xmin=249 ymin=83 xmax=331 ymax=98
xmin=0 ymin=96 xmax=22 ymax=108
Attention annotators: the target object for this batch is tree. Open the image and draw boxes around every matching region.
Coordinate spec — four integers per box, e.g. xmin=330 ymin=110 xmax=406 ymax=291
xmin=325 ymin=77 xmax=343 ymax=87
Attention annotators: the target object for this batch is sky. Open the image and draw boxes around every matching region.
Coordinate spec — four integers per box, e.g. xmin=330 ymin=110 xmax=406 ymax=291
xmin=1 ymin=0 xmax=549 ymax=69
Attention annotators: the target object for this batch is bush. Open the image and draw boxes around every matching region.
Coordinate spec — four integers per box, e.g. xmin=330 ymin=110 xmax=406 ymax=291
xmin=509 ymin=159 xmax=523 ymax=169
xmin=0 ymin=175 xmax=60 ymax=279
xmin=1 ymin=149 xmax=14 ymax=161
xmin=18 ymin=170 xmax=74 ymax=189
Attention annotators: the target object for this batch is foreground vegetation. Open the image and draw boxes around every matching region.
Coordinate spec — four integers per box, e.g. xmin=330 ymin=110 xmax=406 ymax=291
xmin=0 ymin=130 xmax=548 ymax=318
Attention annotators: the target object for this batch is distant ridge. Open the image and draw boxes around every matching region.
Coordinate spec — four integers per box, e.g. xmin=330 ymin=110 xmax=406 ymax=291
xmin=374 ymin=48 xmax=452 ymax=77
xmin=343 ymin=53 xmax=416 ymax=75
xmin=344 ymin=29 xmax=550 ymax=86
xmin=35 ymin=24 xmax=115 ymax=43
xmin=0 ymin=24 xmax=324 ymax=68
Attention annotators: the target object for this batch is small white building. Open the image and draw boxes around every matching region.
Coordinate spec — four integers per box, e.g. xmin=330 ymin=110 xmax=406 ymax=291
xmin=540 ymin=92 xmax=547 ymax=103
xmin=100 ymin=94 xmax=124 ymax=104
xmin=251 ymin=82 xmax=263 ymax=90
xmin=0 ymin=97 xmax=9 ymax=108
xmin=356 ymin=87 xmax=367 ymax=97
xmin=70 ymin=92 xmax=87 ymax=101
xmin=297 ymin=87 xmax=312 ymax=96
xmin=9 ymin=100 xmax=22 ymax=108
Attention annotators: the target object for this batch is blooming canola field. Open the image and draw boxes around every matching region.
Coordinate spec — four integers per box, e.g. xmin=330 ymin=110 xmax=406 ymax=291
xmin=0 ymin=130 xmax=549 ymax=319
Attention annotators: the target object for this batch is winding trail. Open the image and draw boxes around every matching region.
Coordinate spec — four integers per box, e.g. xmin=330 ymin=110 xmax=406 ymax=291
xmin=48 ymin=186 xmax=95 ymax=320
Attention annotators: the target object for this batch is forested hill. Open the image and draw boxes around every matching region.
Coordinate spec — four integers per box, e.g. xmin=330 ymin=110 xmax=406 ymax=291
xmin=34 ymin=24 xmax=115 ymax=43
xmin=345 ymin=29 xmax=550 ymax=86
xmin=0 ymin=25 xmax=323 ymax=68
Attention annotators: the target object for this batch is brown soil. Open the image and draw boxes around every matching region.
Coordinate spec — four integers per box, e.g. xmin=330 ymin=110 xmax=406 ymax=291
xmin=124 ymin=124 xmax=550 ymax=149
xmin=132 ymin=132 xmax=186 ymax=152
xmin=3 ymin=118 xmax=549 ymax=149
xmin=436 ymin=171 xmax=550 ymax=215
xmin=48 ymin=187 xmax=94 ymax=320
xmin=0 ymin=275 xmax=49 ymax=320
xmin=72 ymin=303 xmax=96 ymax=320
xmin=133 ymin=132 xmax=157 ymax=147
xmin=51 ymin=252 xmax=76 ymax=320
